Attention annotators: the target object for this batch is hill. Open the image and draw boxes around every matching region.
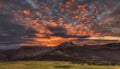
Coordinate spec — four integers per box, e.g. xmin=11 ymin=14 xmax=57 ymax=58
xmin=0 ymin=42 xmax=120 ymax=63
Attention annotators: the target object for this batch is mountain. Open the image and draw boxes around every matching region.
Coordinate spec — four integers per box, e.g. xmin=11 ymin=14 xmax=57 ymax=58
xmin=41 ymin=42 xmax=120 ymax=62
xmin=0 ymin=42 xmax=120 ymax=63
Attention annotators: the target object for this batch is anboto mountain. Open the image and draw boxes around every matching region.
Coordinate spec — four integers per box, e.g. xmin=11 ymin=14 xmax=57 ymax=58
xmin=0 ymin=0 xmax=120 ymax=62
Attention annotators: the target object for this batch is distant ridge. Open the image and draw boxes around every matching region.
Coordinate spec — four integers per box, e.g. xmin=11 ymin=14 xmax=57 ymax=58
xmin=0 ymin=42 xmax=120 ymax=62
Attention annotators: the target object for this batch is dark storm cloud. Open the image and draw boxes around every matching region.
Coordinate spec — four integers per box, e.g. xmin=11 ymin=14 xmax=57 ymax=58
xmin=0 ymin=11 xmax=36 ymax=45
xmin=0 ymin=0 xmax=38 ymax=45
xmin=46 ymin=26 xmax=90 ymax=38
xmin=0 ymin=0 xmax=10 ymax=2
xmin=110 ymin=8 xmax=120 ymax=17
xmin=47 ymin=26 xmax=67 ymax=36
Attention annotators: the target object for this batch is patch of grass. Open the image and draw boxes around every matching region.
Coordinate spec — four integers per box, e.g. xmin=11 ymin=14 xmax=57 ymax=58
xmin=0 ymin=61 xmax=119 ymax=69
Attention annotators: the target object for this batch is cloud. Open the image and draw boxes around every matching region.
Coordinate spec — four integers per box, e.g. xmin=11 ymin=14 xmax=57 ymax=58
xmin=47 ymin=26 xmax=67 ymax=36
xmin=0 ymin=11 xmax=36 ymax=44
xmin=0 ymin=0 xmax=119 ymax=50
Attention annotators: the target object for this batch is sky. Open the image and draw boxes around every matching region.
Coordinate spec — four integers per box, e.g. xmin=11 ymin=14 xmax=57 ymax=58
xmin=0 ymin=0 xmax=120 ymax=49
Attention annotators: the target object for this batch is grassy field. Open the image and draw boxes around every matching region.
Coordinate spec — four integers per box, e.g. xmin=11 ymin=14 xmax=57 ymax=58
xmin=0 ymin=61 xmax=120 ymax=69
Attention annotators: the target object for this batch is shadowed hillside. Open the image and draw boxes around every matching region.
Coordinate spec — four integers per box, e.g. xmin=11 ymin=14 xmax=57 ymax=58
xmin=0 ymin=42 xmax=120 ymax=63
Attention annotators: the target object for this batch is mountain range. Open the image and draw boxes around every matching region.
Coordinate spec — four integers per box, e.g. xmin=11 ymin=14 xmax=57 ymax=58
xmin=0 ymin=42 xmax=120 ymax=63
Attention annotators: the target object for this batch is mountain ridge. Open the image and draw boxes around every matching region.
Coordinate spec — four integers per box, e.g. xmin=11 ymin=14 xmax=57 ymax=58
xmin=0 ymin=42 xmax=120 ymax=62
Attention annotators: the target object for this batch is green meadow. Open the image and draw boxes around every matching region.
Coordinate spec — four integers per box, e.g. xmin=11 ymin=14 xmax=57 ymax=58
xmin=0 ymin=61 xmax=120 ymax=69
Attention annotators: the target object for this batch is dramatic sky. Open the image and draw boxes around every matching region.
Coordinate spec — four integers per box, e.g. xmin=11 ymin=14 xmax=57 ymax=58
xmin=0 ymin=0 xmax=120 ymax=49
